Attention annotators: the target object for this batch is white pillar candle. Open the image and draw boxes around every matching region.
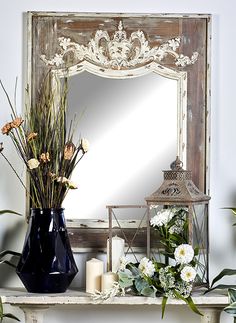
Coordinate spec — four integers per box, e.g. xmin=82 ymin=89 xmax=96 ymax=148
xmin=101 ymin=272 xmax=118 ymax=292
xmin=107 ymin=235 xmax=125 ymax=273
xmin=86 ymin=258 xmax=104 ymax=293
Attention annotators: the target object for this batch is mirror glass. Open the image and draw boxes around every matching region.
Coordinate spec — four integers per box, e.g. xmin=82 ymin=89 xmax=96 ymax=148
xmin=63 ymin=71 xmax=178 ymax=219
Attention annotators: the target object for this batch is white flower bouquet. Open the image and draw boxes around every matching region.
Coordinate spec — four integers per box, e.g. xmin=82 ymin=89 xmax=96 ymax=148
xmin=116 ymin=207 xmax=201 ymax=318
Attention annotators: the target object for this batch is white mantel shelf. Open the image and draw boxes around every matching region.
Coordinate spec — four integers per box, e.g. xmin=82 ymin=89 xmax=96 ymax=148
xmin=0 ymin=288 xmax=229 ymax=323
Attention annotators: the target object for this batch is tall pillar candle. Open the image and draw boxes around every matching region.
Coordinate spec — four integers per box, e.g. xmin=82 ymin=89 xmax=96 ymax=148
xmin=107 ymin=235 xmax=125 ymax=272
xmin=86 ymin=258 xmax=104 ymax=293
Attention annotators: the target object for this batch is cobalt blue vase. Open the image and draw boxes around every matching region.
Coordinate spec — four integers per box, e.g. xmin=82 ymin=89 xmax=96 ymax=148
xmin=16 ymin=208 xmax=78 ymax=293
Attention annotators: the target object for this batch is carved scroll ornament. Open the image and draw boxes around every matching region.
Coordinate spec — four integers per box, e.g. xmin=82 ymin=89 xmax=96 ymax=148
xmin=41 ymin=21 xmax=198 ymax=70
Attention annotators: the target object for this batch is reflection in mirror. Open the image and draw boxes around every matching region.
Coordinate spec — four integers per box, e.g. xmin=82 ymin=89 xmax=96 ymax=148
xmin=63 ymin=71 xmax=179 ymax=219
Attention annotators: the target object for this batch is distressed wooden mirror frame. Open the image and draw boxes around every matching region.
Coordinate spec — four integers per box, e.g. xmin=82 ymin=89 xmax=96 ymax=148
xmin=27 ymin=12 xmax=211 ymax=251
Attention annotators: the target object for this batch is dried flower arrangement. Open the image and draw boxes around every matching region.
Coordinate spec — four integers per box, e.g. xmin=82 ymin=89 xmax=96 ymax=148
xmin=0 ymin=75 xmax=88 ymax=209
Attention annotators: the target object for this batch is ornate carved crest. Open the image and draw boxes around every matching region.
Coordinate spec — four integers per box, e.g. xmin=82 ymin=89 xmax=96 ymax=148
xmin=41 ymin=21 xmax=198 ymax=70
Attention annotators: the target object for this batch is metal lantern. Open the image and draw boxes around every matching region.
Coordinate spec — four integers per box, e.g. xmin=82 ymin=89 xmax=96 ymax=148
xmin=145 ymin=157 xmax=210 ymax=287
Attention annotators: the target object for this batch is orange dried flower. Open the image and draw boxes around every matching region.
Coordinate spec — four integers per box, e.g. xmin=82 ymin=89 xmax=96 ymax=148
xmin=11 ymin=117 xmax=23 ymax=128
xmin=64 ymin=142 xmax=75 ymax=160
xmin=27 ymin=132 xmax=38 ymax=142
xmin=1 ymin=117 xmax=23 ymax=135
xmin=1 ymin=122 xmax=13 ymax=135
xmin=40 ymin=152 xmax=50 ymax=163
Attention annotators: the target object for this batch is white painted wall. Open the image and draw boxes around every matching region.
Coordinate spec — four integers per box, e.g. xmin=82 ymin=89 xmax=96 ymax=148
xmin=0 ymin=0 xmax=235 ymax=322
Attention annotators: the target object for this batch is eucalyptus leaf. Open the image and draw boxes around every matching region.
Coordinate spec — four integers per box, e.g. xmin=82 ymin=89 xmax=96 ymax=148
xmin=118 ymin=279 xmax=133 ymax=289
xmin=127 ymin=264 xmax=140 ymax=277
xmin=118 ymin=272 xmax=133 ymax=289
xmin=210 ymin=269 xmax=236 ymax=287
xmin=141 ymin=286 xmax=156 ymax=298
xmin=134 ymin=277 xmax=149 ymax=293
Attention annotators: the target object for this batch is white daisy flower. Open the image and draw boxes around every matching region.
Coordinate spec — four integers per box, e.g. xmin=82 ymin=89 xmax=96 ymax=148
xmin=150 ymin=209 xmax=174 ymax=227
xmin=180 ymin=266 xmax=196 ymax=282
xmin=174 ymin=244 xmax=194 ymax=265
xmin=138 ymin=257 xmax=155 ymax=277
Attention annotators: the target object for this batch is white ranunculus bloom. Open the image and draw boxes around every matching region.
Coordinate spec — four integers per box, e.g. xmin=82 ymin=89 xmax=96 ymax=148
xmin=174 ymin=244 xmax=194 ymax=265
xmin=180 ymin=266 xmax=196 ymax=282
xmin=27 ymin=158 xmax=40 ymax=170
xmin=138 ymin=257 xmax=155 ymax=277
xmin=150 ymin=209 xmax=174 ymax=227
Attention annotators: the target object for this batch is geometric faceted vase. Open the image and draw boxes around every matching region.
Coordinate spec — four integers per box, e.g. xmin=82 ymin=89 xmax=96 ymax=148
xmin=16 ymin=208 xmax=78 ymax=293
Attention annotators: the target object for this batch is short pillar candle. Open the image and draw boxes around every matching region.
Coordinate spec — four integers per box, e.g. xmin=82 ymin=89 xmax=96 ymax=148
xmin=86 ymin=258 xmax=104 ymax=293
xmin=101 ymin=272 xmax=118 ymax=292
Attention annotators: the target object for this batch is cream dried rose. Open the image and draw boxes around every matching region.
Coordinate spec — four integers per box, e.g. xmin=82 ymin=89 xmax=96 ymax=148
xmin=57 ymin=176 xmax=68 ymax=184
xmin=27 ymin=158 xmax=40 ymax=170
xmin=67 ymin=180 xmax=78 ymax=189
xmin=80 ymin=138 xmax=89 ymax=153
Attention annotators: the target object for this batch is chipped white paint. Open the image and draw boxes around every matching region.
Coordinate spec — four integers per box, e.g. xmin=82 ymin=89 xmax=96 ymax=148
xmin=41 ymin=21 xmax=198 ymax=70
xmin=0 ymin=289 xmax=228 ymax=323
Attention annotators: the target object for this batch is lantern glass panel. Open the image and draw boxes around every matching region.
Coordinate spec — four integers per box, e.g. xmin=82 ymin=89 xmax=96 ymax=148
xmin=192 ymin=203 xmax=209 ymax=286
xmin=149 ymin=202 xmax=209 ymax=287
xmin=149 ymin=204 xmax=188 ymax=264
xmin=107 ymin=205 xmax=148 ymax=271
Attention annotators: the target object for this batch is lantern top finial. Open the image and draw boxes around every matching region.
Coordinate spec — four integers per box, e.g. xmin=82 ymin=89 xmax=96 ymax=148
xmin=170 ymin=156 xmax=183 ymax=171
